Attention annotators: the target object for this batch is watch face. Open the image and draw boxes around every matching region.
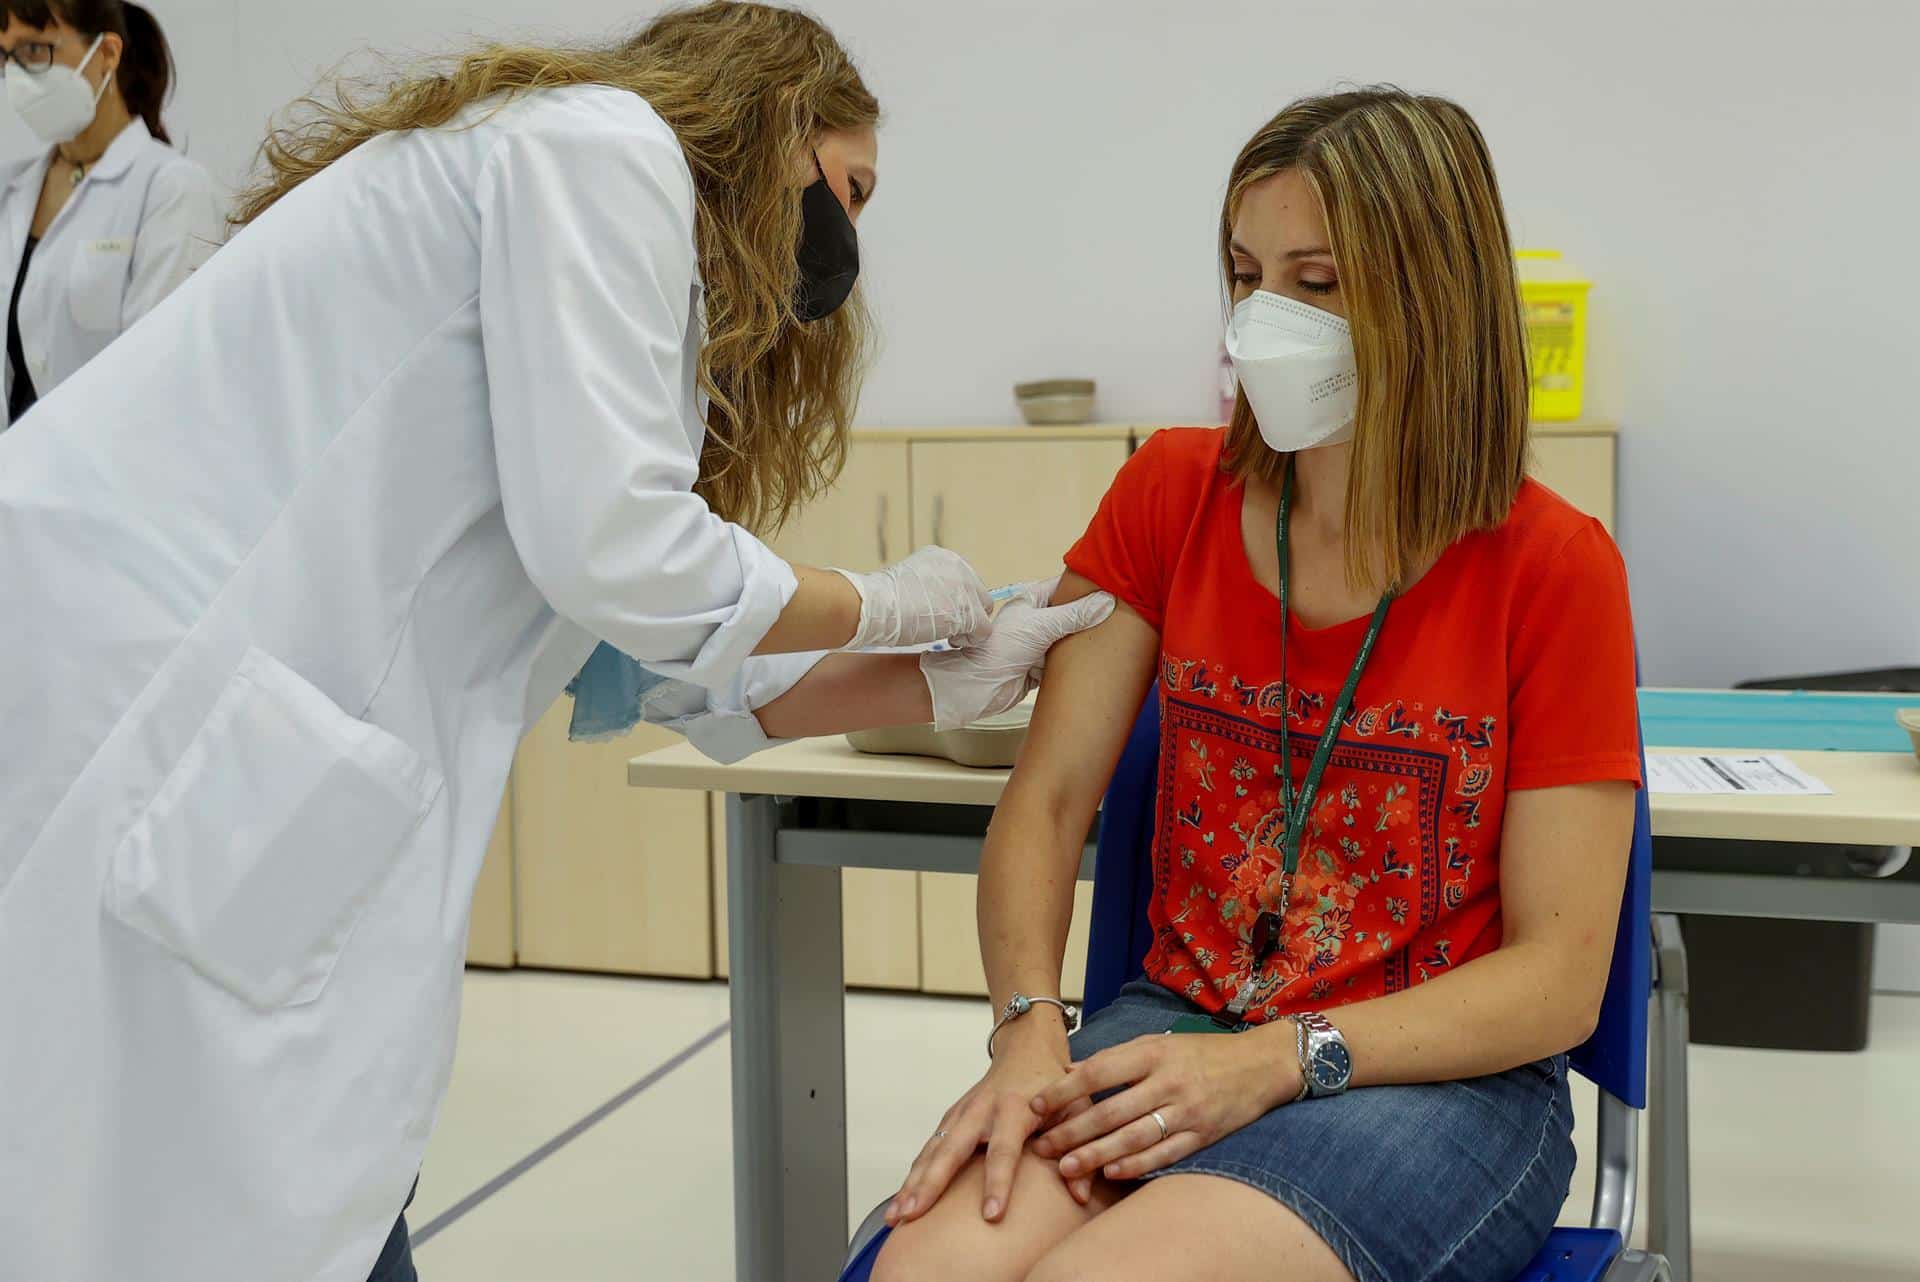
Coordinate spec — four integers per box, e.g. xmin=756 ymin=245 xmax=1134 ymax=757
xmin=1313 ymin=1041 xmax=1352 ymax=1089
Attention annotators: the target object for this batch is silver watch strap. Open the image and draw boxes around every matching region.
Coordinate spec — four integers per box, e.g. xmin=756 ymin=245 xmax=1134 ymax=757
xmin=1295 ymin=1010 xmax=1348 ymax=1098
xmin=1290 ymin=1016 xmax=1311 ymax=1102
xmin=1296 ymin=1010 xmax=1337 ymax=1037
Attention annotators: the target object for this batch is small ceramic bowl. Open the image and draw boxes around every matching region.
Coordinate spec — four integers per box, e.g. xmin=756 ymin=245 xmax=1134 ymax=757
xmin=1015 ymin=378 xmax=1096 ymax=426
xmin=1898 ymin=708 xmax=1920 ymax=764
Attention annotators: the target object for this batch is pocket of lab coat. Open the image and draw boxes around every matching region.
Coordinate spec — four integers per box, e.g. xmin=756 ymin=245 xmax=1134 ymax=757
xmin=105 ymin=647 xmax=445 ymax=1010
xmin=67 ymin=237 xmax=133 ymax=332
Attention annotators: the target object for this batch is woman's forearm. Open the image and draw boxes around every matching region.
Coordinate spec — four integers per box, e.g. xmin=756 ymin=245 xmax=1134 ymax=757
xmin=1313 ymin=780 xmax=1632 ymax=1085
xmin=978 ymin=778 xmax=1089 ymax=1017
xmin=753 ymin=566 xmax=861 ymax=655
xmin=1276 ymin=940 xmax=1602 ymax=1088
xmin=752 ymin=652 xmax=932 ymax=739
xmin=973 ymin=580 xmax=1160 ymax=1050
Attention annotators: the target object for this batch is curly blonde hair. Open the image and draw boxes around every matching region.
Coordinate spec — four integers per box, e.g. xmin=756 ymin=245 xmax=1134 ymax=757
xmin=232 ymin=2 xmax=879 ymax=535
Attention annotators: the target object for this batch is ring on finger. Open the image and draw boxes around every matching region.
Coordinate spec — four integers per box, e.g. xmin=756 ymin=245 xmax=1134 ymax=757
xmin=1149 ymin=1110 xmax=1168 ymax=1142
xmin=932 ymin=1129 xmax=949 ymax=1140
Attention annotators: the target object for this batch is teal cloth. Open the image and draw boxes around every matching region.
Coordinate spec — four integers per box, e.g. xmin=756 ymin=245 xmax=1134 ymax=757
xmin=1637 ymin=689 xmax=1915 ymax=753
xmin=566 ymin=642 xmax=671 ymax=741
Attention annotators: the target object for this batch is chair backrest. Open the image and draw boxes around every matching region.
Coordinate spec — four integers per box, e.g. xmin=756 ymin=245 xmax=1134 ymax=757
xmin=1083 ymin=693 xmax=1654 ymax=1108
xmin=1082 ymin=693 xmax=1165 ymax=1019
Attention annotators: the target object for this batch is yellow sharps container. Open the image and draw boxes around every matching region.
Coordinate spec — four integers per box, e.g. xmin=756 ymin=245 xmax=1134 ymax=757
xmin=1516 ymin=250 xmax=1590 ymax=421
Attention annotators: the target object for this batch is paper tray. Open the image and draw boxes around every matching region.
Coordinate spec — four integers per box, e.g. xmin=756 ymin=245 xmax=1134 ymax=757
xmin=845 ymin=703 xmax=1032 ymax=769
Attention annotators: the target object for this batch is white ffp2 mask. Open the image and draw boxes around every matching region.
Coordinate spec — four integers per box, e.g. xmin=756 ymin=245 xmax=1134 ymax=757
xmin=6 ymin=34 xmax=109 ymax=145
xmin=1225 ymin=289 xmax=1359 ymax=453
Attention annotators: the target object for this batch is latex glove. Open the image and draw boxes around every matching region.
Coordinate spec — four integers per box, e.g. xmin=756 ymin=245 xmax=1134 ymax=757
xmin=919 ymin=576 xmax=1116 ymax=730
xmin=833 ymin=546 xmax=994 ymax=651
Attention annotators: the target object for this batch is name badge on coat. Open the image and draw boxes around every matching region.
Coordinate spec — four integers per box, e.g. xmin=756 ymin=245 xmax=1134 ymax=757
xmin=87 ymin=238 xmax=134 ymax=255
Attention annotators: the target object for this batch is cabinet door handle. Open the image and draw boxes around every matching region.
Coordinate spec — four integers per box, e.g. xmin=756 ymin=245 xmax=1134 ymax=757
xmin=875 ymin=493 xmax=888 ymax=564
xmin=932 ymin=493 xmax=945 ymax=548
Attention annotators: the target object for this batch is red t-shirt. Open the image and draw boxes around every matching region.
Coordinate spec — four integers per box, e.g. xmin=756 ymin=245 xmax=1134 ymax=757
xmin=1064 ymin=427 xmax=1640 ymax=1023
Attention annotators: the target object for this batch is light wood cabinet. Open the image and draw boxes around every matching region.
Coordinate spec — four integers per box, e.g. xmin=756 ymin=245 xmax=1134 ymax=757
xmin=907 ymin=438 xmax=1131 ymax=587
xmin=512 ymin=698 xmax=714 ymax=977
xmin=920 ymin=872 xmax=1093 ymax=1004
xmin=771 ymin=439 xmax=911 ymax=573
xmin=465 ymin=792 xmax=516 ymax=967
xmin=710 ymin=795 xmax=729 ymax=977
xmin=1531 ymin=429 xmax=1616 ymax=532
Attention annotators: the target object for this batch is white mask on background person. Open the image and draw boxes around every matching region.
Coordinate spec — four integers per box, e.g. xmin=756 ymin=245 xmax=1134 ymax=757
xmin=6 ymin=33 xmax=109 ymax=145
xmin=1225 ymin=289 xmax=1359 ymax=452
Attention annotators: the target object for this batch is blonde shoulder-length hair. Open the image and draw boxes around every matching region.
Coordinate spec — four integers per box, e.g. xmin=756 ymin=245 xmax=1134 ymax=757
xmin=232 ymin=1 xmax=879 ymax=536
xmin=1220 ymin=87 xmax=1530 ymax=591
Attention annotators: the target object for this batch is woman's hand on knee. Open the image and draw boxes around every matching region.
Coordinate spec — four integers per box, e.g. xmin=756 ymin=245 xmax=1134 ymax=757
xmin=1029 ymin=1028 xmax=1302 ymax=1182
xmin=886 ymin=1027 xmax=1069 ymax=1227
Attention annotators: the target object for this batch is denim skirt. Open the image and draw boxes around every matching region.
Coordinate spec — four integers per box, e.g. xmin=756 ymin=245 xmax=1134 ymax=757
xmin=1069 ymin=981 xmax=1576 ymax=1282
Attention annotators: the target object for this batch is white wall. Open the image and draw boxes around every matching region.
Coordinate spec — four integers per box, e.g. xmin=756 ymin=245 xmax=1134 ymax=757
xmin=10 ymin=2 xmax=1914 ymax=976
xmin=64 ymin=0 xmax=1912 ymax=690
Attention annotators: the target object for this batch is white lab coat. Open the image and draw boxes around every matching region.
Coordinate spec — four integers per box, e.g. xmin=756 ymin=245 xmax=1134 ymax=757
xmin=0 ymin=85 xmax=814 ymax=1282
xmin=0 ymin=117 xmax=225 ymax=411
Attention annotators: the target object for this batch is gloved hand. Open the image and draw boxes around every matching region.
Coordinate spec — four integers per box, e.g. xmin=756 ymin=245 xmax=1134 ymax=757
xmin=919 ymin=576 xmax=1116 ymax=730
xmin=834 ymin=546 xmax=995 ymax=651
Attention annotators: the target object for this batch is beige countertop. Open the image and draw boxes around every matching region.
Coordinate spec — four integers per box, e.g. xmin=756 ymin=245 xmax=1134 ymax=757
xmin=630 ymin=736 xmax=1920 ymax=847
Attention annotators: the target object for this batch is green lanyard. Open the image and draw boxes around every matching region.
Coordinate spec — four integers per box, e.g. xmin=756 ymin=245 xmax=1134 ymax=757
xmin=1224 ymin=458 xmax=1393 ymax=1018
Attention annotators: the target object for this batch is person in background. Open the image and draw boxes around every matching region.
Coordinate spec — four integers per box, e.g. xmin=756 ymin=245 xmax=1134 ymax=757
xmin=0 ymin=0 xmax=222 ymax=425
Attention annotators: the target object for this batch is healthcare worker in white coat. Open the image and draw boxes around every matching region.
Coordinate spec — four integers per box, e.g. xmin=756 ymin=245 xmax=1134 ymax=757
xmin=0 ymin=5 xmax=1112 ymax=1281
xmin=0 ymin=0 xmax=222 ymax=424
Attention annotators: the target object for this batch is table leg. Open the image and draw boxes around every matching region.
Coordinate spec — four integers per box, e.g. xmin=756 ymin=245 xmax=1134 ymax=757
xmin=1648 ymin=913 xmax=1693 ymax=1282
xmin=726 ymin=794 xmax=848 ymax=1282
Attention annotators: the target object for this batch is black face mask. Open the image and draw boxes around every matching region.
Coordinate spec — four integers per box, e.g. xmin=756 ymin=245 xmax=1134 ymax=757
xmin=794 ymin=151 xmax=859 ymax=323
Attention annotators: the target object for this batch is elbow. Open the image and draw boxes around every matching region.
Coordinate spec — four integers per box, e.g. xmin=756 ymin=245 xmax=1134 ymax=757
xmin=518 ymin=523 xmax=669 ymax=647
xmin=1506 ymin=935 xmax=1612 ymax=1058
xmin=1561 ymin=993 xmax=1603 ymax=1054
xmin=1546 ymin=954 xmax=1611 ymax=1056
xmin=997 ymin=769 xmax=1103 ymax=839
xmin=509 ymin=491 xmax=767 ymax=676
xmin=506 ymin=503 xmax=611 ymax=626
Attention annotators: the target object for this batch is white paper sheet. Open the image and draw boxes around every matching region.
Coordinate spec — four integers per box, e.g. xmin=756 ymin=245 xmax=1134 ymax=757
xmin=1645 ymin=753 xmax=1833 ymax=796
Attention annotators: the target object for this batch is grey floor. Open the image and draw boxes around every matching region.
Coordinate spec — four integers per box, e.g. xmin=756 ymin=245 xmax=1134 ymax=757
xmin=411 ymin=971 xmax=1920 ymax=1282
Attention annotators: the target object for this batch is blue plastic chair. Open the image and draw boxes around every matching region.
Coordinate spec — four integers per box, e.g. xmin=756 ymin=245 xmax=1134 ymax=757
xmin=843 ymin=694 xmax=1673 ymax=1281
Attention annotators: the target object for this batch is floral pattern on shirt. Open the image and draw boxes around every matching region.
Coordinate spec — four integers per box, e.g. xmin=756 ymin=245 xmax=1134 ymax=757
xmin=1143 ymin=653 xmax=1505 ymax=1023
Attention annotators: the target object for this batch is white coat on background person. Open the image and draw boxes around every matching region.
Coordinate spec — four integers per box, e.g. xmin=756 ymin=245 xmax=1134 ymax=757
xmin=0 ymin=70 xmax=1102 ymax=1281
xmin=0 ymin=116 xmax=221 ymax=405
xmin=0 ymin=1 xmax=223 ymax=421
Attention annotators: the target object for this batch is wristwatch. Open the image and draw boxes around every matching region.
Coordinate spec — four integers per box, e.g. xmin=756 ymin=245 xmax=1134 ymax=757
xmin=1294 ymin=1011 xmax=1352 ymax=1099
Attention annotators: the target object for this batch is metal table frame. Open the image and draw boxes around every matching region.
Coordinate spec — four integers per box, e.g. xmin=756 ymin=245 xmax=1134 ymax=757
xmin=1639 ymin=863 xmax=1920 ymax=1281
xmin=724 ymin=794 xmax=1060 ymax=1280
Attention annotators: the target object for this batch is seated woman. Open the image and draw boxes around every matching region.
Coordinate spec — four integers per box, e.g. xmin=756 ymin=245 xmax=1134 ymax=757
xmin=871 ymin=87 xmax=1640 ymax=1282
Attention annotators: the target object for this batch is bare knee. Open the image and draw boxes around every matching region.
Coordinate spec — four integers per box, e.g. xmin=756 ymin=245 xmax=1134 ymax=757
xmin=1022 ymin=1250 xmax=1084 ymax=1282
xmin=870 ymin=1227 xmax=944 ymax=1282
xmin=872 ymin=1210 xmax=1020 ymax=1282
xmin=1025 ymin=1241 xmax=1139 ymax=1282
xmin=872 ymin=1150 xmax=1100 ymax=1282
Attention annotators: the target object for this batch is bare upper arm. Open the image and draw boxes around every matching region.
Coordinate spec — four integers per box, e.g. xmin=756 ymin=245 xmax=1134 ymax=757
xmin=1049 ymin=569 xmax=1110 ymax=609
xmin=1006 ymin=571 xmax=1160 ymax=817
xmin=1498 ymin=781 xmax=1636 ymax=996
